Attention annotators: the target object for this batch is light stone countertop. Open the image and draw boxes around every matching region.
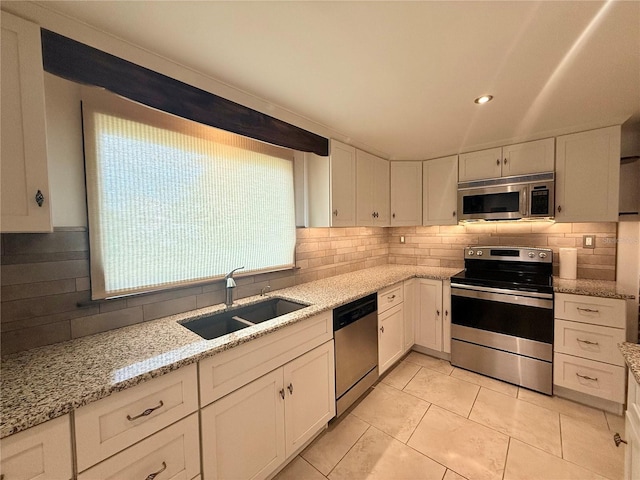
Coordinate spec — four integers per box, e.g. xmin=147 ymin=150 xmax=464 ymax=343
xmin=619 ymin=342 xmax=640 ymax=385
xmin=0 ymin=264 xmax=460 ymax=438
xmin=553 ymin=278 xmax=636 ymax=300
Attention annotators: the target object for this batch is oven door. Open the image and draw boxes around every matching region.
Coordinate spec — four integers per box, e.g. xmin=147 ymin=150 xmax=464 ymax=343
xmin=458 ymin=184 xmax=527 ymax=221
xmin=451 ymin=284 xmax=553 ymax=360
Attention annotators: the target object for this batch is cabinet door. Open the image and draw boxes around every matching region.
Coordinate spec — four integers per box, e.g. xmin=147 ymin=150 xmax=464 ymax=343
xmin=372 ymin=155 xmax=390 ymax=226
xmin=626 ymin=409 xmax=640 ymax=480
xmin=502 ymin=138 xmax=554 ymax=177
xmin=356 ymin=149 xmax=376 ymax=226
xmin=201 ymin=369 xmax=285 ymax=480
xmin=0 ymin=415 xmax=72 ymax=480
xmin=442 ymin=280 xmax=452 ymax=354
xmin=1 ymin=12 xmax=51 ymax=232
xmin=390 ymin=162 xmax=422 ymax=226
xmin=458 ymin=147 xmax=502 ymax=182
xmin=283 ymin=341 xmax=335 ymax=456
xmin=378 ymin=304 xmax=404 ymax=374
xmin=330 ymin=140 xmax=356 ymax=227
xmin=416 ymin=279 xmax=443 ymax=351
xmin=555 ymin=126 xmax=621 ymax=222
xmin=403 ymin=279 xmax=417 ymax=353
xmin=423 ymin=155 xmax=458 ymax=225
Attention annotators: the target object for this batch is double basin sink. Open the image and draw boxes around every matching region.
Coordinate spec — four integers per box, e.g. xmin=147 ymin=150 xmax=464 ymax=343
xmin=181 ymin=298 xmax=309 ymax=340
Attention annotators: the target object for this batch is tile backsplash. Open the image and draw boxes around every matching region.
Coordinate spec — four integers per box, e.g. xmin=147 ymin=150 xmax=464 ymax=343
xmin=0 ymin=222 xmax=616 ymax=354
xmin=388 ymin=222 xmax=617 ymax=280
xmin=0 ymin=227 xmax=388 ymax=355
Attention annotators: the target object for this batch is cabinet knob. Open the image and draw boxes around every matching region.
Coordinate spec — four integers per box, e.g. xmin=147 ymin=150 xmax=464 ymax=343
xmin=35 ymin=190 xmax=45 ymax=207
xmin=445 ymin=310 xmax=449 ymax=317
xmin=614 ymin=432 xmax=628 ymax=447
xmin=333 ymin=209 xmax=338 ymax=216
xmin=557 ymin=205 xmax=562 ymax=213
xmin=436 ymin=309 xmax=440 ymax=316
xmin=380 ymin=326 xmax=384 ymax=333
xmin=453 ymin=211 xmax=456 ymax=217
xmin=496 ymin=159 xmax=500 ymax=166
xmin=503 ymin=158 xmax=508 ymax=164
xmin=392 ymin=213 xmax=396 ymax=219
xmin=280 ymin=388 xmax=285 ymax=399
xmin=287 ymin=383 xmax=294 ymax=394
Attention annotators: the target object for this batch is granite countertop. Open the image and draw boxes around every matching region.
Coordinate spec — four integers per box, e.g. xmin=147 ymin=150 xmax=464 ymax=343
xmin=0 ymin=264 xmax=461 ymax=438
xmin=619 ymin=342 xmax=640 ymax=385
xmin=553 ymin=278 xmax=636 ymax=300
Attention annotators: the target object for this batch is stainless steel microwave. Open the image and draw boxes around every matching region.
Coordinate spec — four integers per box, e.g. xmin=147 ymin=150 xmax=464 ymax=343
xmin=457 ymin=172 xmax=555 ymax=221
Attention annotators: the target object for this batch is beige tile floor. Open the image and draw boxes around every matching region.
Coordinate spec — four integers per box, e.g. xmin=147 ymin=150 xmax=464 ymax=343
xmin=274 ymin=352 xmax=626 ymax=480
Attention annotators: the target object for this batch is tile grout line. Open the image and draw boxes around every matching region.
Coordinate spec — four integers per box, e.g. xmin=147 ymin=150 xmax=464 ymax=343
xmin=322 ymin=421 xmax=371 ymax=478
xmin=502 ymin=436 xmax=512 ymax=480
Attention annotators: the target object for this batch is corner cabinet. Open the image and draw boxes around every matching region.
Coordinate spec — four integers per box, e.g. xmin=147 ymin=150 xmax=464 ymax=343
xmin=390 ymin=161 xmax=422 ymax=226
xmin=555 ymin=126 xmax=621 ymax=223
xmin=0 ymin=414 xmax=72 ymax=480
xmin=356 ymin=150 xmax=389 ymax=226
xmin=305 ymin=139 xmax=356 ymax=227
xmin=1 ymin=12 xmax=52 ymax=232
xmin=423 ymin=155 xmax=458 ymax=226
xmin=458 ymin=138 xmax=554 ymax=182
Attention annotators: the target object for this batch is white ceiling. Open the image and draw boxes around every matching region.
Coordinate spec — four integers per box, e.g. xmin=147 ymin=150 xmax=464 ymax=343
xmin=31 ymin=1 xmax=640 ymax=159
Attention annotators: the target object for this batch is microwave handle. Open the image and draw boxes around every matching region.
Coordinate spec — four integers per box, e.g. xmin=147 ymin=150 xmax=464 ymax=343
xmin=521 ymin=186 xmax=528 ymax=216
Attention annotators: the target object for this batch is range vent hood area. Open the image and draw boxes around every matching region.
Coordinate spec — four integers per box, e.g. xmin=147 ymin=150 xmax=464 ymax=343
xmin=620 ymin=156 xmax=640 ymax=216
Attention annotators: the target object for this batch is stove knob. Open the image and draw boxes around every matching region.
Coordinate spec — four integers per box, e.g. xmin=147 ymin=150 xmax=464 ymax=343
xmin=539 ymin=252 xmax=547 ymax=259
xmin=468 ymin=250 xmax=474 ymax=256
xmin=528 ymin=252 xmax=535 ymax=258
xmin=476 ymin=250 xmax=483 ymax=256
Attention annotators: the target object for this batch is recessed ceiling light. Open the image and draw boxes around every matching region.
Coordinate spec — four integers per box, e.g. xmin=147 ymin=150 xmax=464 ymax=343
xmin=474 ymin=95 xmax=493 ymax=105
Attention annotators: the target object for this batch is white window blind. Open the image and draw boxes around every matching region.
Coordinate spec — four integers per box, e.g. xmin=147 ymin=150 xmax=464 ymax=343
xmin=82 ymin=88 xmax=296 ymax=300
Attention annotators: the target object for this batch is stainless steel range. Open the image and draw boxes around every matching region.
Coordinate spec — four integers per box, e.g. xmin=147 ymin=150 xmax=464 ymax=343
xmin=450 ymin=246 xmax=554 ymax=394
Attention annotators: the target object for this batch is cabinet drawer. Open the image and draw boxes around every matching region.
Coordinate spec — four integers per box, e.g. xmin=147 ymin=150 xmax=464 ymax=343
xmin=199 ymin=311 xmax=332 ymax=407
xmin=554 ymin=293 xmax=626 ymax=328
xmin=0 ymin=415 xmax=72 ymax=480
xmin=75 ymin=363 xmax=198 ymax=472
xmin=378 ymin=283 xmax=403 ymax=314
xmin=554 ymin=319 xmax=625 ymax=366
xmin=554 ymin=352 xmax=625 ymax=402
xmin=78 ymin=413 xmax=200 ymax=480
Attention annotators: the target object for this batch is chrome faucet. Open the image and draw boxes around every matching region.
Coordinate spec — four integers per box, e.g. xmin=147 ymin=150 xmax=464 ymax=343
xmin=225 ymin=266 xmax=244 ymax=306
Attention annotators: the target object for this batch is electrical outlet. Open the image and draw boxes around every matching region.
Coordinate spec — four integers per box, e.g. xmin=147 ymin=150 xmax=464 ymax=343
xmin=400 ymin=236 xmax=406 ymax=244
xmin=583 ymin=235 xmax=596 ymax=249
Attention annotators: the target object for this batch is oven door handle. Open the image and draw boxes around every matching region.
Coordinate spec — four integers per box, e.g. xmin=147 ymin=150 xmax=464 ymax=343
xmin=451 ymin=285 xmax=553 ymax=309
xmin=451 ymin=283 xmax=553 ymax=299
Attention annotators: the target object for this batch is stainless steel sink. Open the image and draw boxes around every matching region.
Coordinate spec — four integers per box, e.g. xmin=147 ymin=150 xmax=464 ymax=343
xmin=180 ymin=298 xmax=309 ymax=340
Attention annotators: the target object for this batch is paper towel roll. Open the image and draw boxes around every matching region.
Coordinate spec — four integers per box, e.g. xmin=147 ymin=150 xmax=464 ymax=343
xmin=559 ymin=247 xmax=577 ymax=279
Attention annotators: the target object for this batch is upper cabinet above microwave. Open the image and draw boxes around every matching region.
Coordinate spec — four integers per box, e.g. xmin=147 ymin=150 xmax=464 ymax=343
xmin=458 ymin=138 xmax=555 ymax=182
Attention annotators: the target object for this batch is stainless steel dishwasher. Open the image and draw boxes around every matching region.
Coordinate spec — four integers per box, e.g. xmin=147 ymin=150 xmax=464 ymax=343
xmin=333 ymin=293 xmax=378 ymax=416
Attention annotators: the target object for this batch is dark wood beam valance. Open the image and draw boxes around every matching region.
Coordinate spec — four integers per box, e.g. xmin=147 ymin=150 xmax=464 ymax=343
xmin=40 ymin=29 xmax=329 ymax=156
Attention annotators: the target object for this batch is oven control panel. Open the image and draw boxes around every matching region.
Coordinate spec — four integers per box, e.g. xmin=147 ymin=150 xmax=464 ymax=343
xmin=465 ymin=246 xmax=552 ymax=263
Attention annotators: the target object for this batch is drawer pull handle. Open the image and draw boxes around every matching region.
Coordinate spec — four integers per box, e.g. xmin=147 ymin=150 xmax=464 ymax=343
xmin=287 ymin=383 xmax=294 ymax=395
xmin=576 ymin=373 xmax=598 ymax=382
xmin=145 ymin=461 xmax=167 ymax=480
xmin=279 ymin=388 xmax=285 ymax=399
xmin=577 ymin=338 xmax=599 ymax=346
xmin=614 ymin=432 xmax=628 ymax=447
xmin=127 ymin=400 xmax=164 ymax=421
xmin=388 ymin=295 xmax=396 ymax=300
xmin=576 ymin=307 xmax=599 ymax=313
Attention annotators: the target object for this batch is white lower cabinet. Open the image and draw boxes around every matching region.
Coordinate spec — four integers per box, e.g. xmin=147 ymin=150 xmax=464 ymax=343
xmin=201 ymin=340 xmax=335 ymax=480
xmin=378 ymin=303 xmax=404 ymax=375
xmin=625 ymin=371 xmax=640 ymax=480
xmin=415 ymin=279 xmax=444 ymax=352
xmin=0 ymin=414 xmax=72 ymax=480
xmin=78 ymin=414 xmax=200 ymax=480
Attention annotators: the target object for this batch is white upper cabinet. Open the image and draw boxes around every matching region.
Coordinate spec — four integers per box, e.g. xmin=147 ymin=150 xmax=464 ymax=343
xmin=305 ymin=139 xmax=356 ymax=227
xmin=1 ymin=12 xmax=52 ymax=232
xmin=458 ymin=138 xmax=554 ymax=182
xmin=390 ymin=161 xmax=422 ymax=226
xmin=423 ymin=155 xmax=458 ymax=225
xmin=555 ymin=126 xmax=621 ymax=223
xmin=356 ymin=149 xmax=389 ymax=226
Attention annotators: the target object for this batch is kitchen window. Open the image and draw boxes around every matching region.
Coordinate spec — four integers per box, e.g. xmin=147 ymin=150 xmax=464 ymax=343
xmin=82 ymin=88 xmax=296 ymax=300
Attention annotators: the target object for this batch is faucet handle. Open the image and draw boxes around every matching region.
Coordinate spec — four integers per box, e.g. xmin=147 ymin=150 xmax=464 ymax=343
xmin=225 ymin=266 xmax=245 ymax=279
